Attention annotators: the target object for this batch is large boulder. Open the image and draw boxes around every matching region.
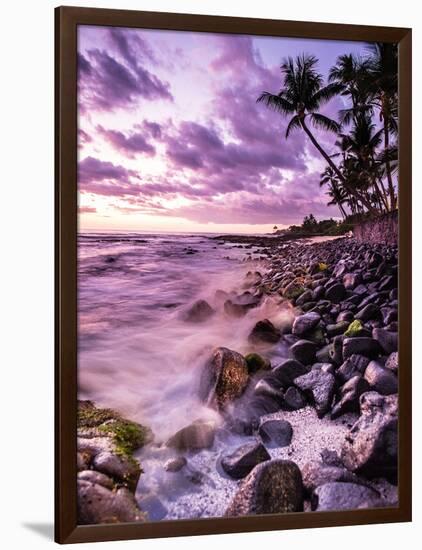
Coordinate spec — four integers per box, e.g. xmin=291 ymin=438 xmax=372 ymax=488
xmin=326 ymin=321 xmax=350 ymax=337
xmin=237 ymin=395 xmax=281 ymax=429
xmin=284 ymin=386 xmax=307 ymax=410
xmin=294 ymin=369 xmax=336 ymax=418
xmin=343 ymin=337 xmax=380 ymax=359
xmin=272 ymin=359 xmax=309 ymax=387
xmin=301 ymin=461 xmax=369 ymax=493
xmin=290 ymin=339 xmax=317 ymax=365
xmin=292 ymin=312 xmax=321 ymax=336
xmin=325 ymin=283 xmax=346 ymax=303
xmin=183 ymin=299 xmax=215 ymax=322
xmin=78 ymin=479 xmax=144 ymax=524
xmin=364 ymin=360 xmax=398 ymax=395
xmin=253 ymin=378 xmax=284 ymax=403
xmin=311 ymin=482 xmax=382 ymax=511
xmin=92 ymin=451 xmax=141 ymax=491
xmin=225 ymin=460 xmax=303 ymax=516
xmin=77 ymin=401 xmax=150 ymax=492
xmin=77 ymin=470 xmax=114 ymax=490
xmin=355 ymin=303 xmax=380 ymax=322
xmin=258 ymin=413 xmax=293 ymax=447
xmin=137 ymin=494 xmax=168 ymax=521
xmin=221 ymin=441 xmax=270 ymax=479
xmin=337 ymin=354 xmax=370 ymax=383
xmin=372 ymin=328 xmax=398 ymax=354
xmin=199 ymin=347 xmax=249 ymax=410
xmin=224 ymin=300 xmax=250 ymax=318
xmin=283 ymin=280 xmax=305 ymax=300
xmin=343 ymin=272 xmax=362 ymax=290
xmin=331 ymin=376 xmax=370 ymax=419
xmin=248 ymin=319 xmax=281 ymax=344
xmin=296 ymin=289 xmax=314 ymax=307
xmin=166 ymin=420 xmax=215 ymax=451
xmin=341 ymin=392 xmax=398 ymax=480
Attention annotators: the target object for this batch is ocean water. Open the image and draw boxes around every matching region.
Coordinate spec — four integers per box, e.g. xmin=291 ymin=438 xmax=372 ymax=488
xmin=78 ymin=231 xmax=297 ymax=519
xmin=78 ymin=232 xmax=296 ymax=438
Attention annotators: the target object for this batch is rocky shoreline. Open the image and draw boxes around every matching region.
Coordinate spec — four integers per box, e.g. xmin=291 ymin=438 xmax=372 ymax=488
xmin=77 ymin=400 xmax=151 ymax=524
xmin=77 ymin=235 xmax=399 ymax=523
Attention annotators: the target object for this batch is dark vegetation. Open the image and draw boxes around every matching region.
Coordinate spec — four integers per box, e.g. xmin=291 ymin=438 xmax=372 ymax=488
xmin=258 ymin=43 xmax=398 ymax=220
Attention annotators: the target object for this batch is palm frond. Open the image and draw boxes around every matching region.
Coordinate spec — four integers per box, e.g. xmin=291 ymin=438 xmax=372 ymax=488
xmin=311 ymin=82 xmax=344 ymax=108
xmin=285 ymin=115 xmax=302 ymax=138
xmin=256 ymin=92 xmax=295 ymax=115
xmin=309 ymin=113 xmax=340 ymax=134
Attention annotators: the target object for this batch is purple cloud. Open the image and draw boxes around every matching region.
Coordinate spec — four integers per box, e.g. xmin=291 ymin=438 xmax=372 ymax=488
xmin=78 ymin=156 xmax=138 ymax=184
xmin=78 ymin=47 xmax=172 ymax=112
xmin=141 ymin=120 xmax=162 ymax=139
xmin=97 ymin=125 xmax=155 ymax=158
xmin=108 ymin=28 xmax=157 ymax=69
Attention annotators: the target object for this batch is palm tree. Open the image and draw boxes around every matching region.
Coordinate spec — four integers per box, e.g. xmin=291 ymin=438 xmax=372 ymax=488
xmin=328 ymin=54 xmax=373 ymax=126
xmin=257 ymin=55 xmax=341 ymax=174
xmin=366 ymin=43 xmax=398 ymax=209
xmin=338 ymin=114 xmax=389 ymax=211
xmin=319 ymin=166 xmax=348 ymax=219
xmin=257 ymin=54 xmax=376 ymax=214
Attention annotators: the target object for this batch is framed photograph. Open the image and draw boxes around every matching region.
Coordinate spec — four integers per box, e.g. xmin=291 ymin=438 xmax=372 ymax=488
xmin=55 ymin=6 xmax=412 ymax=544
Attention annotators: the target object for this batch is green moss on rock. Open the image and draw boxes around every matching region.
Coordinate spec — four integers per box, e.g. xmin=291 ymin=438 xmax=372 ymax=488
xmin=245 ymin=353 xmax=271 ymax=374
xmin=344 ymin=320 xmax=363 ymax=337
xmin=283 ymin=280 xmax=306 ymax=300
xmin=98 ymin=420 xmax=149 ymax=460
xmin=78 ymin=400 xmax=151 ymax=462
xmin=78 ymin=400 xmax=117 ymax=428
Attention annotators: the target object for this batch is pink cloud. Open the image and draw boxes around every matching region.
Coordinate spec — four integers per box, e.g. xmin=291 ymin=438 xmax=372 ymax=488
xmin=96 ymin=125 xmax=156 ymax=158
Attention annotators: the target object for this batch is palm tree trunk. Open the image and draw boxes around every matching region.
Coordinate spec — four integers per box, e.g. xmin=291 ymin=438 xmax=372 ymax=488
xmin=376 ymin=176 xmax=390 ymax=212
xmin=300 ymin=118 xmax=378 ymax=215
xmin=383 ymin=121 xmax=397 ymax=210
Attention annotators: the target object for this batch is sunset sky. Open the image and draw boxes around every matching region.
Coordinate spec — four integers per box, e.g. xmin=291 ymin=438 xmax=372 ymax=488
xmin=77 ymin=26 xmax=367 ymax=234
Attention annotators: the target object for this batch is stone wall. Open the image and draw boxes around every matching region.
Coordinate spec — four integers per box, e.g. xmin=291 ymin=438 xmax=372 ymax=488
xmin=353 ymin=210 xmax=398 ymax=246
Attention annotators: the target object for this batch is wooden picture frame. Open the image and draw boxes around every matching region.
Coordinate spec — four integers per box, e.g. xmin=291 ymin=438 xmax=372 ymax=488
xmin=55 ymin=5 xmax=412 ymax=544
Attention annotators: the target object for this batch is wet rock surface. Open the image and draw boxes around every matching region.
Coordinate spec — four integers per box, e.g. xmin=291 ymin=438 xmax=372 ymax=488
xmin=341 ymin=392 xmax=398 ymax=480
xmin=183 ymin=299 xmax=215 ymax=322
xmin=166 ymin=420 xmax=216 ymax=451
xmin=77 ymin=401 xmax=149 ymax=524
xmin=78 ymin=479 xmax=145 ymax=524
xmin=312 ymin=481 xmax=382 ymax=511
xmin=248 ymin=319 xmax=281 ymax=344
xmin=221 ymin=441 xmax=270 ymax=479
xmin=199 ymin=347 xmax=249 ymax=410
xmin=258 ymin=413 xmax=293 ymax=447
xmin=294 ymin=369 xmax=336 ymax=418
xmin=225 ymin=460 xmax=304 ymax=516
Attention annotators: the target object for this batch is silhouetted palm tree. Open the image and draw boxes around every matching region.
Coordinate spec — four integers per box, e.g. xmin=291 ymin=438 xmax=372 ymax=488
xmin=319 ymin=166 xmax=348 ymax=219
xmin=366 ymin=42 xmax=398 ymax=209
xmin=258 ymin=55 xmax=341 ymax=171
xmin=328 ymin=53 xmax=373 ymax=126
xmin=257 ymin=54 xmax=376 ymax=213
xmin=340 ymin=115 xmax=390 ymax=211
